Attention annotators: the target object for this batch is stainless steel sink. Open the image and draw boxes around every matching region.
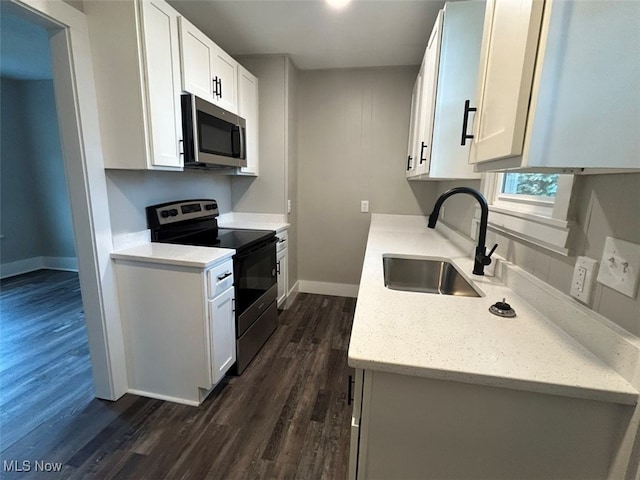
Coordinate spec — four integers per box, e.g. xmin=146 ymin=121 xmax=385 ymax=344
xmin=382 ymin=255 xmax=481 ymax=297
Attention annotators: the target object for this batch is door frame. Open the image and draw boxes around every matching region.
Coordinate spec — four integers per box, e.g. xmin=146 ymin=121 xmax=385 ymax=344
xmin=7 ymin=0 xmax=127 ymax=400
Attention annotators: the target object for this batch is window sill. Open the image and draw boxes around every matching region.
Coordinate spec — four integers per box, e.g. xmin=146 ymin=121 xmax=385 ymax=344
xmin=473 ymin=205 xmax=573 ymax=256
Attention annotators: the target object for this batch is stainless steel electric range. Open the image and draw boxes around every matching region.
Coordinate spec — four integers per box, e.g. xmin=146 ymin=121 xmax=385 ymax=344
xmin=146 ymin=199 xmax=278 ymax=374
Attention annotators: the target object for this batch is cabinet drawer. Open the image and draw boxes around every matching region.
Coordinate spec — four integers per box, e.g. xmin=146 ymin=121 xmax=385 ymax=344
xmin=207 ymin=260 xmax=234 ymax=299
xmin=276 ymin=230 xmax=288 ymax=253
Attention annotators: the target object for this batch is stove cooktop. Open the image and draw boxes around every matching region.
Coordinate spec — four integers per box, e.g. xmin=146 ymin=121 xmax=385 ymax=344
xmin=146 ymin=199 xmax=276 ymax=252
xmin=164 ymin=227 xmax=274 ymax=252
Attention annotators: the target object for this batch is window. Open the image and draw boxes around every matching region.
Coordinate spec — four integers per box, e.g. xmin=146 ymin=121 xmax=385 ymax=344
xmin=502 ymin=173 xmax=558 ymax=197
xmin=478 ymin=172 xmax=575 ymax=255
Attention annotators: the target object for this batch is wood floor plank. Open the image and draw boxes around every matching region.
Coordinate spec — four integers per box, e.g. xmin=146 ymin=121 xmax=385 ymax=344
xmin=1 ymin=272 xmax=354 ymax=479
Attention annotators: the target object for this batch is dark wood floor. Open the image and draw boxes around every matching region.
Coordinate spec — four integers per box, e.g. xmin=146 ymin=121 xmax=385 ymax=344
xmin=0 ymin=270 xmax=355 ymax=479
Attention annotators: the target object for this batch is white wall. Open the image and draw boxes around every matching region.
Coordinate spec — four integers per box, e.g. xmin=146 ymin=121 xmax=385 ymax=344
xmin=105 ymin=170 xmax=232 ymax=235
xmin=0 ymin=78 xmax=76 ymax=271
xmin=436 ymin=174 xmax=640 ymax=336
xmin=297 ymin=67 xmax=438 ymax=288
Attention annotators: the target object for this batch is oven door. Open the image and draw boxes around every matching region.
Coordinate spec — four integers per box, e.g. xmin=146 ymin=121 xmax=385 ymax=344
xmin=234 ymin=237 xmax=278 ymax=336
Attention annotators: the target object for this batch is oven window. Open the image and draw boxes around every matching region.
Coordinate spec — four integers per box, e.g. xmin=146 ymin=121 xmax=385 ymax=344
xmin=235 ymin=243 xmax=277 ymax=314
xmin=198 ymin=110 xmax=234 ymax=156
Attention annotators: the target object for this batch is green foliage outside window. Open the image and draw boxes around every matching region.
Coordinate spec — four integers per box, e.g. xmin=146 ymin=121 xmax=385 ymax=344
xmin=502 ymin=173 xmax=559 ymax=197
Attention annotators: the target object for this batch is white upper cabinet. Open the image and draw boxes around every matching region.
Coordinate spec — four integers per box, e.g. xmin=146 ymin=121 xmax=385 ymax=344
xmin=179 ymin=17 xmax=238 ymax=114
xmin=405 ymin=74 xmax=422 ymax=177
xmin=237 ymin=65 xmax=259 ymax=176
xmin=471 ymin=0 xmax=640 ymax=172
xmin=470 ymin=0 xmax=544 ymax=165
xmin=179 ymin=17 xmax=216 ymax=101
xmin=407 ymin=1 xmax=485 ymax=181
xmin=212 ymin=46 xmax=239 ymax=114
xmin=407 ymin=10 xmax=443 ymax=179
xmin=86 ymin=0 xmax=183 ymax=170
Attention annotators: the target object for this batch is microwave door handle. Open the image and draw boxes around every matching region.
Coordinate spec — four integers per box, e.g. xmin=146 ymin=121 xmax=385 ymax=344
xmin=231 ymin=125 xmax=244 ymax=159
xmin=239 ymin=125 xmax=245 ymax=159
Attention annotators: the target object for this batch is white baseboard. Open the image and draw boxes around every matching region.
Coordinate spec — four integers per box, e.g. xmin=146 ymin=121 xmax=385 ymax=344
xmin=298 ymin=280 xmax=359 ymax=298
xmin=127 ymin=389 xmax=199 ymax=407
xmin=281 ymin=280 xmax=300 ymax=309
xmin=1 ymin=256 xmax=78 ymax=279
xmin=43 ymin=256 xmax=78 ymax=272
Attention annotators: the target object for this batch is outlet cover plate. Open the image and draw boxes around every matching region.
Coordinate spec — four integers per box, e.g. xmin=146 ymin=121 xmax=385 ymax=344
xmin=596 ymin=237 xmax=640 ymax=299
xmin=570 ymin=256 xmax=598 ymax=305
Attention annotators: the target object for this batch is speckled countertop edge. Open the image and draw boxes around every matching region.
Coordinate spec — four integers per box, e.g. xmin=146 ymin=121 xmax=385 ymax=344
xmin=111 ymin=243 xmax=235 ymax=269
xmin=348 ymin=214 xmax=638 ymax=406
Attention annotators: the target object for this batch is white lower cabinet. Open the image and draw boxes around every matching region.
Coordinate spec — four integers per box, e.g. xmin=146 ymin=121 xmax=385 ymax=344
xmin=209 ymin=284 xmax=236 ymax=385
xmin=114 ymin=257 xmax=235 ymax=405
xmin=349 ymin=370 xmax=631 ymax=479
xmin=276 ymin=229 xmax=289 ymax=309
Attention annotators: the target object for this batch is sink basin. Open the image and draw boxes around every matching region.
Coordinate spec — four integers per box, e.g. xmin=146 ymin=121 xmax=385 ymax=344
xmin=382 ymin=255 xmax=481 ymax=297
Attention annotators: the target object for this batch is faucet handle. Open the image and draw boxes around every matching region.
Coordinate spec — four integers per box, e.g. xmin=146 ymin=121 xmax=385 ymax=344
xmin=478 ymin=243 xmax=498 ymax=266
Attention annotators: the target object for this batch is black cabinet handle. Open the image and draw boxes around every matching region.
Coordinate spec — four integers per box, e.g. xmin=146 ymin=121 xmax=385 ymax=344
xmin=347 ymin=375 xmax=355 ymax=405
xmin=419 ymin=142 xmax=427 ymax=164
xmin=217 ymin=78 xmax=222 ymax=99
xmin=407 ymin=155 xmax=412 ymax=171
xmin=216 ymin=271 xmax=232 ymax=281
xmin=212 ymin=77 xmax=219 ymax=97
xmin=276 ymin=260 xmax=281 ymax=275
xmin=461 ymin=99 xmax=477 ymax=146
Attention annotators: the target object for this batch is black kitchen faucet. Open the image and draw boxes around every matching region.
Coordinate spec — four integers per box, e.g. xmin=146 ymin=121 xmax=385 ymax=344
xmin=427 ymin=187 xmax=498 ymax=276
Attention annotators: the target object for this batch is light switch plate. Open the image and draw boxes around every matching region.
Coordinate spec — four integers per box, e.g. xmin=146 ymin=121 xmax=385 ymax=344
xmin=596 ymin=237 xmax=640 ymax=299
xmin=570 ymin=256 xmax=598 ymax=305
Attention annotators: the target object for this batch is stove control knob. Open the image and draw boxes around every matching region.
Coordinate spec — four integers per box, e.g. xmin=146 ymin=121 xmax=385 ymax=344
xmin=160 ymin=210 xmax=170 ymax=218
xmin=205 ymin=203 xmax=216 ymax=211
xmin=169 ymin=209 xmax=178 ymax=217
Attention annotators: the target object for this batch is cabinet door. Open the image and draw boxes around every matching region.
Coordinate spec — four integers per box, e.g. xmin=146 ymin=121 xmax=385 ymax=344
xmin=469 ymin=0 xmax=544 ymax=164
xmin=238 ymin=65 xmax=259 ymax=175
xmin=428 ymin=1 xmax=484 ymax=180
xmin=276 ymin=249 xmax=288 ymax=309
xmin=212 ymin=46 xmax=238 ymax=114
xmin=413 ymin=10 xmax=443 ymax=177
xmin=178 ymin=17 xmax=215 ymax=103
xmin=405 ymin=74 xmax=421 ymax=178
xmin=209 ymin=287 xmax=236 ymax=385
xmin=139 ymin=0 xmax=183 ymax=169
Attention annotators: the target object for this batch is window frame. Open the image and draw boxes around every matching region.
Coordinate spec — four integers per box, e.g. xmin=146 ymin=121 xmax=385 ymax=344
xmin=476 ymin=172 xmax=575 ymax=255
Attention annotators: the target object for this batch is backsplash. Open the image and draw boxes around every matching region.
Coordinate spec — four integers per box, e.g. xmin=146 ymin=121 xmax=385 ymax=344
xmin=437 ymin=174 xmax=640 ymax=336
xmin=105 ymin=169 xmax=232 ymax=235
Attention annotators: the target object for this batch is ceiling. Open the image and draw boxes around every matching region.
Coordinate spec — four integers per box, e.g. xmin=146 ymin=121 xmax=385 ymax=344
xmin=0 ymin=0 xmax=449 ymax=79
xmin=167 ymin=0 xmax=448 ymax=70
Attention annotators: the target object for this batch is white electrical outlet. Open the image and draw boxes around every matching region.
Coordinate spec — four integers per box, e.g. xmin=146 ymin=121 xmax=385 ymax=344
xmin=597 ymin=237 xmax=640 ymax=299
xmin=570 ymin=256 xmax=598 ymax=305
xmin=360 ymin=200 xmax=369 ymax=213
xmin=287 ymin=199 xmax=292 ymax=214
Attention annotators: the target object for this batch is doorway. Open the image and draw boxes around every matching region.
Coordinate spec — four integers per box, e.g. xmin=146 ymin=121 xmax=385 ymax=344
xmin=0 ymin=0 xmax=128 ymax=402
xmin=0 ymin=8 xmax=94 ymax=451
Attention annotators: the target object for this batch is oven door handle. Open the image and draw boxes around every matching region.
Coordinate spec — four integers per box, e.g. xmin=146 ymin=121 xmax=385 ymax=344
xmin=233 ymin=237 xmax=278 ymax=261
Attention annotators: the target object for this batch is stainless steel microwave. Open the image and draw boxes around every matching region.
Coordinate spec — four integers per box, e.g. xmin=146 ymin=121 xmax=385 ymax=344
xmin=181 ymin=94 xmax=247 ymax=169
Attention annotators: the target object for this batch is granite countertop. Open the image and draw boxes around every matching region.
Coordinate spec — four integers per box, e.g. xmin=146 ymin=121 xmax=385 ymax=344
xmin=111 ymin=243 xmax=234 ymax=269
xmin=348 ymin=214 xmax=637 ymax=405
